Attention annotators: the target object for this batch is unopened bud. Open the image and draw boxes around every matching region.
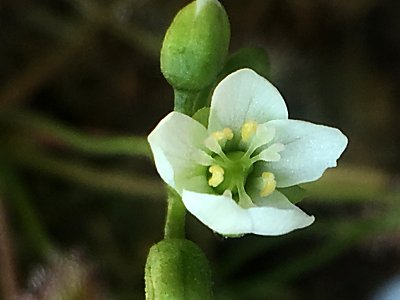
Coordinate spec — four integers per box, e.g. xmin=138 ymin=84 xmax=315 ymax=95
xmin=145 ymin=239 xmax=212 ymax=300
xmin=161 ymin=0 xmax=230 ymax=91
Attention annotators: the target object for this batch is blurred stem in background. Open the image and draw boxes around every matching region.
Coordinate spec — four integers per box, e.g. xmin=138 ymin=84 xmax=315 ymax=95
xmin=7 ymin=145 xmax=163 ymax=200
xmin=0 ymin=0 xmax=161 ymax=112
xmin=70 ymin=0 xmax=161 ymax=58
xmin=0 ymin=27 xmax=90 ymax=111
xmin=215 ymin=178 xmax=399 ymax=298
xmin=217 ymin=207 xmax=400 ymax=299
xmin=0 ymin=195 xmax=20 ymax=299
xmin=0 ymin=156 xmax=54 ymax=259
xmin=2 ymin=110 xmax=150 ymax=157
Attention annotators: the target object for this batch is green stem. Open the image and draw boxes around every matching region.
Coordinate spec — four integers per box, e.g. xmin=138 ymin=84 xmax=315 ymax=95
xmin=163 ymin=88 xmax=202 ymax=240
xmin=164 ymin=188 xmax=186 ymax=239
xmin=173 ymin=89 xmax=200 ymax=116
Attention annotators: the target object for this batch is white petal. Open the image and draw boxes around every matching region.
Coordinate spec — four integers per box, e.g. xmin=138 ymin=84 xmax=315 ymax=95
xmin=265 ymin=119 xmax=348 ymax=187
xmin=148 ymin=112 xmax=212 ymax=194
xmin=208 ymin=69 xmax=288 ymax=136
xmin=249 ymin=191 xmax=315 ymax=235
xmin=182 ymin=190 xmax=314 ymax=236
xmin=182 ymin=190 xmax=252 ymax=235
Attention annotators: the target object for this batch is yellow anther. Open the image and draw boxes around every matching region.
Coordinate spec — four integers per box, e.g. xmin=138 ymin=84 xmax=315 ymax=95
xmin=208 ymin=165 xmax=225 ymax=187
xmin=222 ymin=128 xmax=234 ymax=140
xmin=211 ymin=131 xmax=224 ymax=140
xmin=260 ymin=172 xmax=276 ymax=197
xmin=241 ymin=121 xmax=258 ymax=142
xmin=211 ymin=128 xmax=233 ymax=141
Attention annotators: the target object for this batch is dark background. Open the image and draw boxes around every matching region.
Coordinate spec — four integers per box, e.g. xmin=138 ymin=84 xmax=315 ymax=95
xmin=0 ymin=0 xmax=399 ymax=299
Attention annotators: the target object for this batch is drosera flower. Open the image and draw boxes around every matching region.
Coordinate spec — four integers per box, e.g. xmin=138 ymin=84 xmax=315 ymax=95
xmin=148 ymin=68 xmax=348 ymax=236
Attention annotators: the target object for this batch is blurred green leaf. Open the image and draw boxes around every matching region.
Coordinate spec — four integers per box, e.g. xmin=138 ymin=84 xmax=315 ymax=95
xmin=220 ymin=47 xmax=270 ymax=79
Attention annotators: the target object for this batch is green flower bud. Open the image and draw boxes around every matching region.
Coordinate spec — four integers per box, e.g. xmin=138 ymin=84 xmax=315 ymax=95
xmin=145 ymin=239 xmax=212 ymax=300
xmin=161 ymin=0 xmax=230 ymax=92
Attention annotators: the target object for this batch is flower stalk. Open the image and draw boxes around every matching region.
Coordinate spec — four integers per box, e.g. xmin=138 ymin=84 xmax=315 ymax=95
xmin=173 ymin=89 xmax=200 ymax=117
xmin=164 ymin=188 xmax=186 ymax=239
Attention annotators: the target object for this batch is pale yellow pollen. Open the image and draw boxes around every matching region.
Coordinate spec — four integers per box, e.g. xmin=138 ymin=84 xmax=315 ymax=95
xmin=211 ymin=128 xmax=233 ymax=141
xmin=208 ymin=165 xmax=225 ymax=187
xmin=260 ymin=172 xmax=276 ymax=197
xmin=241 ymin=121 xmax=258 ymax=142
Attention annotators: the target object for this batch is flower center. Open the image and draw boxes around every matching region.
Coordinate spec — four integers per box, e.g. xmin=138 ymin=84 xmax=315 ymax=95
xmin=208 ymin=151 xmax=252 ymax=195
xmin=202 ymin=121 xmax=285 ymax=208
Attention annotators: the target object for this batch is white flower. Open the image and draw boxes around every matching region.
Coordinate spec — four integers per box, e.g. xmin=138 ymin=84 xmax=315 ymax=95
xmin=148 ymin=68 xmax=348 ymax=236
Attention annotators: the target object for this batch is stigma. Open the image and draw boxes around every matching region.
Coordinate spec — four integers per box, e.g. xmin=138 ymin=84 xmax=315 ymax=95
xmin=260 ymin=172 xmax=276 ymax=197
xmin=208 ymin=165 xmax=225 ymax=187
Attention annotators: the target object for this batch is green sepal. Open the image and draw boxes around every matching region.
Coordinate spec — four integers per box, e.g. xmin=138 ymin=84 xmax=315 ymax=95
xmin=219 ymin=47 xmax=270 ymax=79
xmin=192 ymin=107 xmax=210 ymax=128
xmin=278 ymin=185 xmax=308 ymax=204
xmin=192 ymin=47 xmax=271 ymax=110
xmin=222 ymin=233 xmax=245 ymax=239
xmin=145 ymin=239 xmax=213 ymax=300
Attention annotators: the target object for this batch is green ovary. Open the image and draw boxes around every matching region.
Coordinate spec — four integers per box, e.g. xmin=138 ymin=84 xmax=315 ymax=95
xmin=208 ymin=151 xmax=253 ymax=196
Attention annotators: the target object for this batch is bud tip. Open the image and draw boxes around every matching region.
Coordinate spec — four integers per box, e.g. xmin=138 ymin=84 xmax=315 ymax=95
xmin=196 ymin=0 xmax=220 ymax=15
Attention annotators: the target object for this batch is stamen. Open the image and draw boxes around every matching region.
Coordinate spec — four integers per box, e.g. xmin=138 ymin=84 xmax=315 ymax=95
xmin=211 ymin=128 xmax=234 ymax=142
xmin=208 ymin=165 xmax=225 ymax=187
xmin=244 ymin=125 xmax=276 ymax=158
xmin=223 ymin=128 xmax=234 ymax=140
xmin=250 ymin=143 xmax=285 ymax=163
xmin=260 ymin=172 xmax=276 ymax=197
xmin=241 ymin=121 xmax=258 ymax=142
xmin=223 ymin=189 xmax=232 ymax=198
xmin=205 ymin=129 xmax=232 ymax=161
xmin=192 ymin=150 xmax=215 ymax=166
xmin=212 ymin=131 xmax=224 ymax=141
xmin=204 ymin=136 xmax=222 ymax=153
xmin=204 ymin=137 xmax=229 ymax=161
xmin=237 ymin=183 xmax=254 ymax=208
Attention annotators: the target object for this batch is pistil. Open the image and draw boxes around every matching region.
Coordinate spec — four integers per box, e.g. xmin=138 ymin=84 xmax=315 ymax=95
xmin=205 ymin=123 xmax=283 ymax=207
xmin=237 ymin=183 xmax=254 ymax=208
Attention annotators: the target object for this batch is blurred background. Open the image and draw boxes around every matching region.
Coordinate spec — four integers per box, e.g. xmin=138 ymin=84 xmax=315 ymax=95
xmin=0 ymin=0 xmax=399 ymax=299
